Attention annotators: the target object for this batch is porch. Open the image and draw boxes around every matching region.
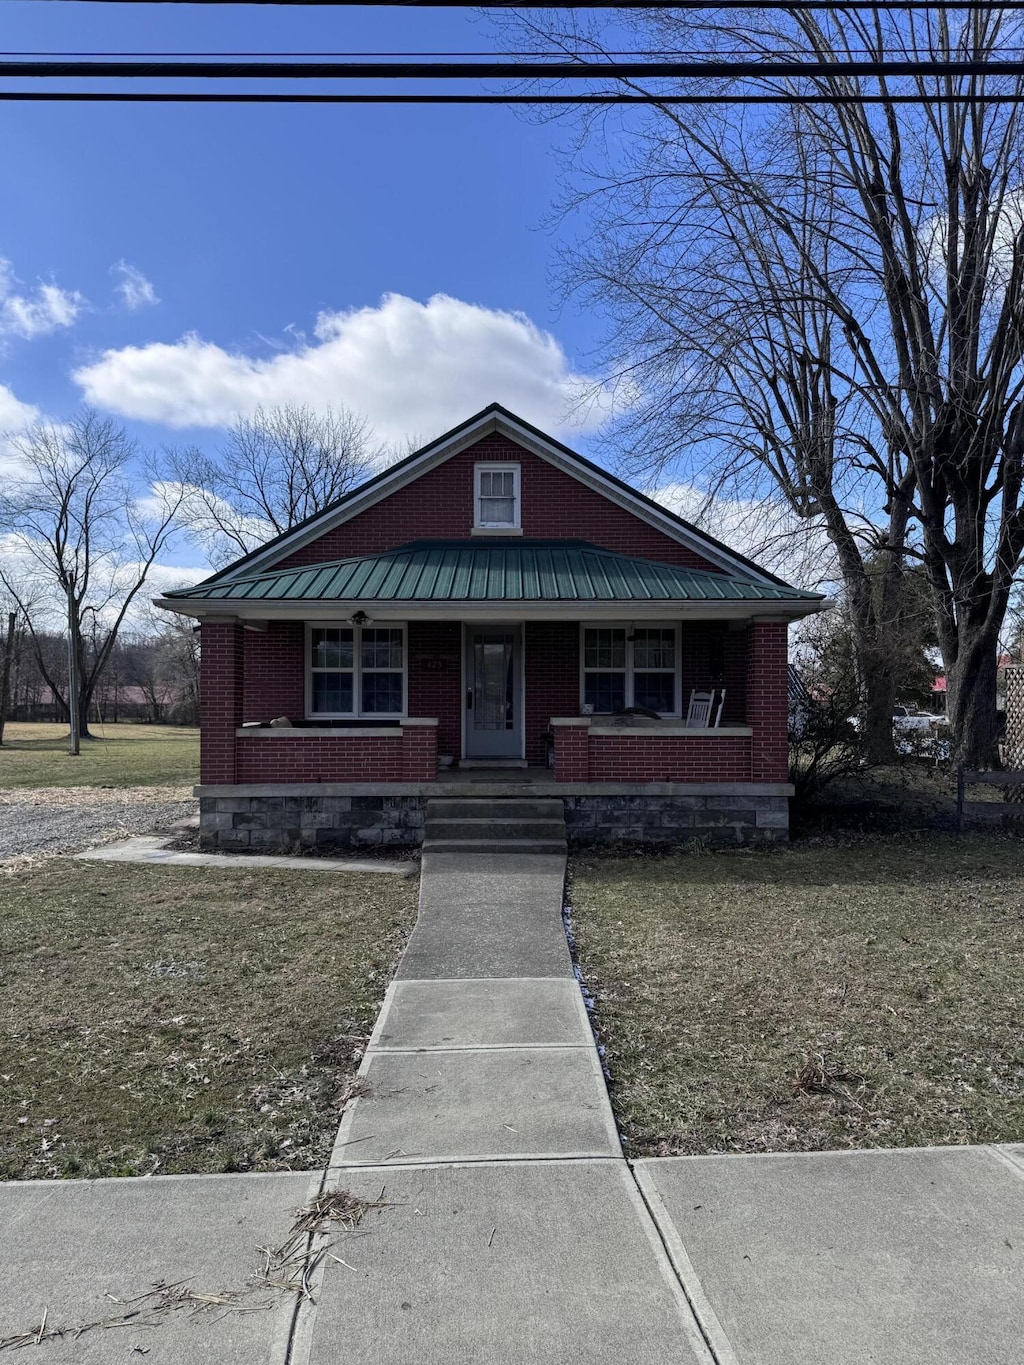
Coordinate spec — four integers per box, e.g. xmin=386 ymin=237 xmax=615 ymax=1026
xmin=201 ymin=614 xmax=790 ymax=788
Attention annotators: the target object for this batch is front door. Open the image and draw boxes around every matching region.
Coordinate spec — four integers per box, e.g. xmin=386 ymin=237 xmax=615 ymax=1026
xmin=463 ymin=625 xmax=523 ymax=760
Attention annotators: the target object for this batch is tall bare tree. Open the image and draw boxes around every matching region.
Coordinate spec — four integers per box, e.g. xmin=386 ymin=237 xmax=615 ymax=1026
xmin=498 ymin=4 xmax=1024 ymax=763
xmin=180 ymin=403 xmax=376 ymax=566
xmin=0 ymin=409 xmax=190 ymax=740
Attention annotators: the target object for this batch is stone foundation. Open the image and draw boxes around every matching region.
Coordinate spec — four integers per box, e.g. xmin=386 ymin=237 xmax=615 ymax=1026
xmin=198 ymin=782 xmax=790 ymax=850
xmin=199 ymin=794 xmax=426 ymax=850
xmin=562 ymin=793 xmax=788 ymax=844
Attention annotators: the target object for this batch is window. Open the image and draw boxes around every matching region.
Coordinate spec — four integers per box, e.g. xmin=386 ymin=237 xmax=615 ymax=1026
xmin=308 ymin=624 xmax=405 ymax=717
xmin=582 ymin=625 xmax=679 ymax=716
xmin=475 ymin=462 xmax=521 ymax=528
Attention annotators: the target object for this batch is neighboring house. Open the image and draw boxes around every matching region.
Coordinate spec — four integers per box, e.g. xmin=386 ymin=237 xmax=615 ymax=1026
xmin=158 ymin=404 xmax=824 ymax=846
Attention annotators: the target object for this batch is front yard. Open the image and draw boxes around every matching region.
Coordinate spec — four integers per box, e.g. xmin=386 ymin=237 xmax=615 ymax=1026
xmin=570 ymin=833 xmax=1024 ymax=1155
xmin=0 ymin=860 xmax=416 ymax=1179
xmin=0 ymin=722 xmax=199 ymax=789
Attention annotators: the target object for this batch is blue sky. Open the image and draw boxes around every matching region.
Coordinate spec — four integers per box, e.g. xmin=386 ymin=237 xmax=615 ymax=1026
xmin=0 ymin=2 xmax=629 ymax=572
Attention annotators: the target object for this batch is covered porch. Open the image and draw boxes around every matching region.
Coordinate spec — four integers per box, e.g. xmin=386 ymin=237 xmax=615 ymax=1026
xmin=199 ymin=613 xmax=790 ymax=787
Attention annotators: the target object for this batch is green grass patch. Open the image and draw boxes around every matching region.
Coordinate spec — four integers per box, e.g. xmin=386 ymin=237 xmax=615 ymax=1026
xmin=0 ymin=722 xmax=199 ymax=789
xmin=570 ymin=834 xmax=1024 ymax=1155
xmin=0 ymin=859 xmax=417 ymax=1178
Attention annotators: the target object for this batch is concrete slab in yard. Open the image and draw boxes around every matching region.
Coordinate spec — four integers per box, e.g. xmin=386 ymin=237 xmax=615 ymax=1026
xmin=417 ymin=850 xmax=566 ymax=915
xmin=294 ymin=1160 xmax=713 ymax=1365
xmin=0 ymin=1171 xmax=313 ymax=1362
xmin=397 ymin=901 xmax=573 ymax=979
xmin=331 ymin=1047 xmax=620 ymax=1165
xmin=78 ymin=835 xmax=416 ymax=875
xmin=370 ymin=978 xmax=591 ymax=1051
xmin=635 ymin=1145 xmax=1024 ymax=1365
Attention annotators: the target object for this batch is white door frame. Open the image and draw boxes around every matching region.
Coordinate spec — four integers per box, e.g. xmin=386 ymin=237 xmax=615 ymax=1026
xmin=460 ymin=621 xmax=526 ymax=764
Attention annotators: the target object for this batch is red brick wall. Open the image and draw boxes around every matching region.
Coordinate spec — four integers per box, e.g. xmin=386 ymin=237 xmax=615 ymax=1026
xmin=237 ymin=735 xmax=406 ymax=782
xmin=524 ymin=621 xmax=581 ymax=765
xmin=747 ymin=620 xmax=790 ymax=782
xmin=554 ymin=728 xmax=753 ymax=782
xmin=274 ymin=434 xmax=723 ymax=572
xmin=200 ymin=620 xmax=245 ymax=783
xmin=587 ymin=734 xmax=753 ymax=782
xmin=235 ymin=724 xmax=437 ymax=783
xmin=407 ymin=621 xmax=461 ymax=760
xmin=243 ymin=621 xmax=305 ymax=720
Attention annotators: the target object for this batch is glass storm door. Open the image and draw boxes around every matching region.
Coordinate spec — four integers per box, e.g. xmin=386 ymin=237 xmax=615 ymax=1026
xmin=464 ymin=626 xmax=522 ymax=759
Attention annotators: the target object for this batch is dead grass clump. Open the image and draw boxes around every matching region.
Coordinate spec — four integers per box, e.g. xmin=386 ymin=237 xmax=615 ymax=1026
xmin=791 ymin=1053 xmax=867 ymax=1098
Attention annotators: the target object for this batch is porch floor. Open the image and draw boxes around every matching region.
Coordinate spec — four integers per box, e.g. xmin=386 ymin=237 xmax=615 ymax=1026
xmin=439 ymin=766 xmax=556 ymax=786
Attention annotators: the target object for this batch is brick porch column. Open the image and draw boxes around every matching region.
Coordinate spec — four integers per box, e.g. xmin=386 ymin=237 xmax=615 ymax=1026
xmin=200 ymin=620 xmax=245 ymax=784
xmin=747 ymin=619 xmax=789 ymax=782
xmin=401 ymin=718 xmax=439 ymax=780
xmin=553 ymin=718 xmax=590 ymax=781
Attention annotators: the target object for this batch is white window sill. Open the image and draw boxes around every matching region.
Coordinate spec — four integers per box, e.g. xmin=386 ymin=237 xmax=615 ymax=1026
xmin=471 ymin=526 xmax=523 ymax=537
xmin=589 ymin=724 xmax=752 ymax=738
xmin=238 ymin=726 xmax=403 ymax=738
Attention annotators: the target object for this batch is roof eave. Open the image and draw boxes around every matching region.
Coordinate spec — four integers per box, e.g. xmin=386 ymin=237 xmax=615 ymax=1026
xmin=154 ymin=595 xmax=827 ymax=624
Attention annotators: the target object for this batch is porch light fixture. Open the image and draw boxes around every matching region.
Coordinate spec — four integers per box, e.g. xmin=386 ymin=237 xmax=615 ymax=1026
xmin=349 ymin=610 xmax=371 ymax=626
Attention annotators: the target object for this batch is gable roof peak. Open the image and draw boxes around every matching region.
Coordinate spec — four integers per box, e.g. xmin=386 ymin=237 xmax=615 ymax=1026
xmin=195 ymin=404 xmax=795 ymax=593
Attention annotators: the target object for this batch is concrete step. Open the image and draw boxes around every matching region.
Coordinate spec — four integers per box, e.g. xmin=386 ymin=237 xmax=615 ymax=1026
xmin=422 ymin=838 xmax=568 ymax=855
xmin=424 ymin=818 xmax=567 ymax=842
xmin=426 ymin=798 xmax=564 ymax=821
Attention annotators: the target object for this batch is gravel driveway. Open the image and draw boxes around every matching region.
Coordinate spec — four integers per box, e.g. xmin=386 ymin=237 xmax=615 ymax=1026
xmin=0 ymin=786 xmax=198 ymax=863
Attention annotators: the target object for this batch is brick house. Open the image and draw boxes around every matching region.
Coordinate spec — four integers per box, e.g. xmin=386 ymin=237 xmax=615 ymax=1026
xmin=158 ymin=404 xmax=824 ymax=846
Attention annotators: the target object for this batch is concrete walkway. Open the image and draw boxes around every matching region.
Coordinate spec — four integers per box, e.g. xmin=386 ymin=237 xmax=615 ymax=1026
xmin=5 ymin=842 xmax=1024 ymax=1362
xmin=78 ymin=834 xmax=416 ymax=875
xmin=287 ymin=845 xmax=714 ymax=1363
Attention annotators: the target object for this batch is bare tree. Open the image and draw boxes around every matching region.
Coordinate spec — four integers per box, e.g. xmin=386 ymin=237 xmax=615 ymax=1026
xmin=0 ymin=410 xmax=191 ymax=741
xmin=497 ymin=5 xmax=1024 ymax=764
xmin=181 ymin=403 xmax=376 ymax=566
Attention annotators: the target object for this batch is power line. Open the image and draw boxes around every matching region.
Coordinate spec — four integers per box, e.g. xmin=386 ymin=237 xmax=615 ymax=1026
xmin=4 ymin=89 xmax=1024 ymax=102
xmin=32 ymin=0 xmax=1024 ymax=8
xmin=2 ymin=57 xmax=1024 ymax=77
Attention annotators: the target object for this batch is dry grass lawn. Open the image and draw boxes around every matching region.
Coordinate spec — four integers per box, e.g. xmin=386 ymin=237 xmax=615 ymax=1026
xmin=570 ymin=833 xmax=1024 ymax=1156
xmin=0 ymin=722 xmax=199 ymax=789
xmin=0 ymin=859 xmax=416 ymax=1179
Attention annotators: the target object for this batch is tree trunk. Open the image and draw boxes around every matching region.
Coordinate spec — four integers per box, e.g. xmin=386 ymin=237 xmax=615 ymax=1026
xmin=946 ymin=625 xmax=1001 ymax=767
xmin=858 ymin=634 xmax=899 ymax=763
xmin=0 ymin=611 xmax=16 ymax=745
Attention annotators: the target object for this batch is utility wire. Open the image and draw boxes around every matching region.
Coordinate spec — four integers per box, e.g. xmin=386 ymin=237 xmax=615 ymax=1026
xmin=33 ymin=0 xmax=1024 ymax=9
xmin=2 ymin=57 xmax=1024 ymax=76
xmin=4 ymin=89 xmax=1024 ymax=102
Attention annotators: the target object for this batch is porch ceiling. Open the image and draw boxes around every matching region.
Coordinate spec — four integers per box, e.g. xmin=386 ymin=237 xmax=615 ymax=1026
xmin=159 ymin=539 xmax=825 ymax=620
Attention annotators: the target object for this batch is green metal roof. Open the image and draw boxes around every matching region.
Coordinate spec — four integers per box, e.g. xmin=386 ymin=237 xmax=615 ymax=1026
xmin=165 ymin=540 xmax=822 ymax=605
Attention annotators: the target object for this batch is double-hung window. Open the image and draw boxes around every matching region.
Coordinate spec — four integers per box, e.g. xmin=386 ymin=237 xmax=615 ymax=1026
xmin=308 ymin=624 xmax=406 ymax=718
xmin=474 ymin=463 xmax=521 ymax=529
xmin=582 ymin=625 xmax=679 ymax=716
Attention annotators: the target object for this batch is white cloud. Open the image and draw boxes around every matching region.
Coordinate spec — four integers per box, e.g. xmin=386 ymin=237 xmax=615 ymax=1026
xmin=654 ymin=482 xmax=838 ymax=588
xmin=0 ymin=382 xmax=39 ymax=434
xmin=72 ymin=292 xmax=618 ymax=444
xmin=0 ymin=257 xmax=83 ymax=340
xmin=112 ymin=260 xmax=159 ymax=311
xmin=0 ymin=382 xmax=42 ymax=478
xmin=0 ymin=529 xmax=206 ymax=633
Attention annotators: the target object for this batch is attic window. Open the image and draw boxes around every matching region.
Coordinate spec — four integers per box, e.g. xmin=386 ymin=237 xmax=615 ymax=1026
xmin=475 ymin=463 xmax=520 ymax=529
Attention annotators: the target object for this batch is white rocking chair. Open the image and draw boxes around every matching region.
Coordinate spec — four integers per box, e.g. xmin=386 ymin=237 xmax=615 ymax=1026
xmin=684 ymin=690 xmax=715 ymax=728
xmin=685 ymin=688 xmax=727 ymax=728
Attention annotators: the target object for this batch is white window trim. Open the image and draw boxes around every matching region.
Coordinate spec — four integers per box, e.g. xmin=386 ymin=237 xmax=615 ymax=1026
xmin=474 ymin=461 xmax=521 ymax=529
xmin=579 ymin=622 xmax=681 ymax=718
xmin=305 ymin=621 xmax=408 ymax=720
